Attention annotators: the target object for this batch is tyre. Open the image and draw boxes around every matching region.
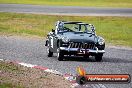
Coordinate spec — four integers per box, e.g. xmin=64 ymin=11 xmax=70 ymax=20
xmin=57 ymin=48 xmax=64 ymax=61
xmin=76 ymin=76 xmax=87 ymax=85
xmin=95 ymin=53 xmax=103 ymax=62
xmin=47 ymin=48 xmax=53 ymax=57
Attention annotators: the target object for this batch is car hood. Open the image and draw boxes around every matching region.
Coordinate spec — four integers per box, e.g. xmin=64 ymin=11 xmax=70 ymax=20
xmin=58 ymin=32 xmax=98 ymax=43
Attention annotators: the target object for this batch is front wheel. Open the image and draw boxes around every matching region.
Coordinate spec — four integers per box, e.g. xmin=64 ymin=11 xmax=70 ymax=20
xmin=76 ymin=76 xmax=87 ymax=85
xmin=83 ymin=55 xmax=89 ymax=59
xmin=57 ymin=48 xmax=64 ymax=61
xmin=47 ymin=48 xmax=53 ymax=57
xmin=95 ymin=53 xmax=103 ymax=62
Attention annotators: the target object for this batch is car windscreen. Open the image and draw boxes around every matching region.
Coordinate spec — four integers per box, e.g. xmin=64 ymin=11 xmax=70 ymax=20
xmin=61 ymin=23 xmax=90 ymax=33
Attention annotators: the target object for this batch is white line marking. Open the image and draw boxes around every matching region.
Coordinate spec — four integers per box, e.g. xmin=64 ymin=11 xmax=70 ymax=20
xmin=91 ymin=84 xmax=101 ymax=88
xmin=90 ymin=84 xmax=107 ymax=88
xmin=18 ymin=62 xmax=36 ymax=68
xmin=98 ymin=84 xmax=107 ymax=88
xmin=64 ymin=76 xmax=69 ymax=80
xmin=45 ymin=69 xmax=62 ymax=75
xmin=71 ymin=83 xmax=79 ymax=88
xmin=64 ymin=76 xmax=75 ymax=81
xmin=0 ymin=59 xmax=4 ymax=61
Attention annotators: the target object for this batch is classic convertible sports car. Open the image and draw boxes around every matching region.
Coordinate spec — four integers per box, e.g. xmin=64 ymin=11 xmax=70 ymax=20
xmin=45 ymin=21 xmax=105 ymax=61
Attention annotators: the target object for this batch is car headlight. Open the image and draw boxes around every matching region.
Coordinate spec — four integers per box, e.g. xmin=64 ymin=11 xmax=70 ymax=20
xmin=62 ymin=37 xmax=69 ymax=43
xmin=98 ymin=37 xmax=105 ymax=45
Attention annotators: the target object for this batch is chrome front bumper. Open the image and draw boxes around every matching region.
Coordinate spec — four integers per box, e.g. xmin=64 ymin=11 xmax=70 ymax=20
xmin=60 ymin=47 xmax=105 ymax=53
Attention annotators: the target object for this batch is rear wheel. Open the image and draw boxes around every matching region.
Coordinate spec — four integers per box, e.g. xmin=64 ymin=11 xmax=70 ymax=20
xmin=95 ymin=53 xmax=103 ymax=62
xmin=57 ymin=48 xmax=64 ymax=61
xmin=47 ymin=48 xmax=53 ymax=57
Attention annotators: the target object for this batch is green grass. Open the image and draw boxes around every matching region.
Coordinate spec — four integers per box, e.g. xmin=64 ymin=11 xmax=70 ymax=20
xmin=0 ymin=83 xmax=14 ymax=88
xmin=0 ymin=83 xmax=22 ymax=88
xmin=0 ymin=0 xmax=132 ymax=8
xmin=0 ymin=12 xmax=132 ymax=46
xmin=0 ymin=61 xmax=20 ymax=72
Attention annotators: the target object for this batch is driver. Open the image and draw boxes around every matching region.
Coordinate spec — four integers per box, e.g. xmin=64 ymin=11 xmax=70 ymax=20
xmin=55 ymin=21 xmax=64 ymax=34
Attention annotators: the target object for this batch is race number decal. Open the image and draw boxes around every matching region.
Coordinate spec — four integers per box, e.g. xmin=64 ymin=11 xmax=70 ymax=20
xmin=50 ymin=36 xmax=53 ymax=48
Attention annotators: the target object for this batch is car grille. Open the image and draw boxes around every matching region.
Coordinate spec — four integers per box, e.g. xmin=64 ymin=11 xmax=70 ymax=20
xmin=69 ymin=42 xmax=95 ymax=49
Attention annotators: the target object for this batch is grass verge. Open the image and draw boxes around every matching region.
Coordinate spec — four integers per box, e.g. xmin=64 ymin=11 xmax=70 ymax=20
xmin=0 ymin=60 xmax=71 ymax=88
xmin=0 ymin=12 xmax=132 ymax=47
xmin=0 ymin=0 xmax=132 ymax=8
xmin=0 ymin=83 xmax=22 ymax=88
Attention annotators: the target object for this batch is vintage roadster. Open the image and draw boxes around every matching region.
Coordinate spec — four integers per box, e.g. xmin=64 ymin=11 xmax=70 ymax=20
xmin=45 ymin=21 xmax=105 ymax=61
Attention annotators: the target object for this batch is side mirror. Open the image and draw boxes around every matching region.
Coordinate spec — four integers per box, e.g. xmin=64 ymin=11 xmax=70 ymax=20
xmin=52 ymin=29 xmax=55 ymax=32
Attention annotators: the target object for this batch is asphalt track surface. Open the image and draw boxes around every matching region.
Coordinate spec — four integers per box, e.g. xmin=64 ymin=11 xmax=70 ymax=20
xmin=0 ymin=36 xmax=132 ymax=88
xmin=0 ymin=4 xmax=132 ymax=17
